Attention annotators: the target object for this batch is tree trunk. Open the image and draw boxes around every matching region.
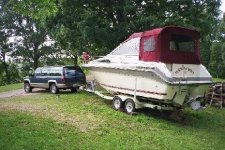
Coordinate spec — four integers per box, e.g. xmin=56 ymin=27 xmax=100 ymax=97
xmin=2 ymin=53 xmax=9 ymax=84
xmin=33 ymin=56 xmax=39 ymax=70
xmin=33 ymin=46 xmax=39 ymax=70
xmin=73 ymin=55 xmax=78 ymax=66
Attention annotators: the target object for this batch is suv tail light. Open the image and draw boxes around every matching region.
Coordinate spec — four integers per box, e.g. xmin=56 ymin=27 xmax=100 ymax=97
xmin=61 ymin=76 xmax=66 ymax=82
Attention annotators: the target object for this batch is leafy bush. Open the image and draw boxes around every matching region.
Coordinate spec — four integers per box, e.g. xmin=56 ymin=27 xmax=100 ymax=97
xmin=0 ymin=62 xmax=22 ymax=86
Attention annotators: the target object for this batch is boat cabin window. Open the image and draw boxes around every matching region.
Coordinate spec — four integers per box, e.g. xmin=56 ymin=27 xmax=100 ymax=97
xmin=144 ymin=37 xmax=155 ymax=52
xmin=111 ymin=38 xmax=139 ymax=55
xmin=169 ymin=34 xmax=195 ymax=52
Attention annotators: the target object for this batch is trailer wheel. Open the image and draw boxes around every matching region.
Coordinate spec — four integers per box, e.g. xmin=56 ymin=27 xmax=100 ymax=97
xmin=112 ymin=97 xmax=123 ymax=110
xmin=124 ymin=99 xmax=135 ymax=114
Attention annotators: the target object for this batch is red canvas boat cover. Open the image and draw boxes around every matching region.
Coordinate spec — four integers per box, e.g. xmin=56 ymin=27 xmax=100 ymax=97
xmin=128 ymin=26 xmax=201 ymax=64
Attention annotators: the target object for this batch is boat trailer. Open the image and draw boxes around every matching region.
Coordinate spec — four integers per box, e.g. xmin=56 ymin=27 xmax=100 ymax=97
xmin=84 ymin=80 xmax=182 ymax=114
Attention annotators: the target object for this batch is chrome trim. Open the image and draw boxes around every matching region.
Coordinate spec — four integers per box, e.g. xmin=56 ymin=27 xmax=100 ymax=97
xmin=30 ymin=83 xmax=48 ymax=88
xmin=24 ymin=79 xmax=30 ymax=83
xmin=48 ymin=80 xmax=57 ymax=84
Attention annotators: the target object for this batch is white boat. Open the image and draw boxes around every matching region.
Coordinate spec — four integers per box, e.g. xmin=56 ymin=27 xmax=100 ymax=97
xmin=83 ymin=26 xmax=212 ymax=113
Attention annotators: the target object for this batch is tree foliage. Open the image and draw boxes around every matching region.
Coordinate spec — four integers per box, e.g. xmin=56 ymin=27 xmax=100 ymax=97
xmin=0 ymin=0 xmax=17 ymax=83
xmin=209 ymin=14 xmax=225 ymax=77
xmin=0 ymin=0 xmax=60 ymax=85
xmin=10 ymin=1 xmax=221 ymax=58
xmin=1 ymin=0 xmax=223 ymax=80
xmin=0 ymin=0 xmax=60 ymax=70
xmin=11 ymin=16 xmax=56 ymax=69
xmin=45 ymin=0 xmax=221 ymax=57
xmin=12 ymin=0 xmax=58 ymax=21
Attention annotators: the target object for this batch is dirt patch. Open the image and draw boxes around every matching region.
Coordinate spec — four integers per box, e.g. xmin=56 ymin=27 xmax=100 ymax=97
xmin=0 ymin=89 xmax=49 ymax=99
xmin=0 ymin=75 xmax=104 ymax=131
xmin=0 ymin=103 xmax=102 ymax=132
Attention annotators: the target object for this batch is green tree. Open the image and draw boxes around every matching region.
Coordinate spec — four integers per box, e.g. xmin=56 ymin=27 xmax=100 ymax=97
xmin=11 ymin=0 xmax=58 ymax=21
xmin=11 ymin=17 xmax=57 ymax=69
xmin=0 ymin=0 xmax=17 ymax=83
xmin=209 ymin=14 xmax=225 ymax=77
xmin=46 ymin=0 xmax=221 ymax=59
xmin=10 ymin=0 xmax=222 ymax=66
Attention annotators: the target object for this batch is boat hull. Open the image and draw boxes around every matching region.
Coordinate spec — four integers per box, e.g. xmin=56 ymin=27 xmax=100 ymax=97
xmin=89 ymin=67 xmax=211 ymax=106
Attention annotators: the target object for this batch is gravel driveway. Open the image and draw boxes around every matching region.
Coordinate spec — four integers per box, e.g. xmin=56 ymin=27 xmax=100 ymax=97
xmin=0 ymin=88 xmax=45 ymax=99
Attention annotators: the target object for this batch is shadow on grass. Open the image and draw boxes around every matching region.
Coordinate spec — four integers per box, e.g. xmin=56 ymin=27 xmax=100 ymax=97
xmin=100 ymin=99 xmax=186 ymax=124
xmin=138 ymin=107 xmax=225 ymax=138
xmin=99 ymin=98 xmax=183 ymax=121
xmin=101 ymin=98 xmax=225 ymax=129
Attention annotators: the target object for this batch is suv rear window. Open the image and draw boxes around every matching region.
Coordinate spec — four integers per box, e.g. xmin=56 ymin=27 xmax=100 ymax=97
xmin=64 ymin=66 xmax=83 ymax=76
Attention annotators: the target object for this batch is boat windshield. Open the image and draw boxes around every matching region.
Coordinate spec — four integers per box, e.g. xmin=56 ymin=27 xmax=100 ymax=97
xmin=110 ymin=38 xmax=140 ymax=55
xmin=169 ymin=34 xmax=195 ymax=52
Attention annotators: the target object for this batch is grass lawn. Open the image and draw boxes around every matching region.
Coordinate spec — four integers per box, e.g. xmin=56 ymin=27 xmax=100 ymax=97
xmin=0 ymin=90 xmax=225 ymax=150
xmin=213 ymin=78 xmax=225 ymax=82
xmin=0 ymin=83 xmax=22 ymax=93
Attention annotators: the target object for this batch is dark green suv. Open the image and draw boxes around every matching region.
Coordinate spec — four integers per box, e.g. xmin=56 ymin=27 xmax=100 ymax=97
xmin=24 ymin=66 xmax=86 ymax=94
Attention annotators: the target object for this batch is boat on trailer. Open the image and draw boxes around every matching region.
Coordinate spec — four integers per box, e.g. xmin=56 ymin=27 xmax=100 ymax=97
xmin=83 ymin=26 xmax=212 ymax=114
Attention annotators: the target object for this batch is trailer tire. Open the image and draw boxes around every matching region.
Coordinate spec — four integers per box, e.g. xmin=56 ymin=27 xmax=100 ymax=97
xmin=124 ymin=99 xmax=135 ymax=114
xmin=112 ymin=96 xmax=123 ymax=111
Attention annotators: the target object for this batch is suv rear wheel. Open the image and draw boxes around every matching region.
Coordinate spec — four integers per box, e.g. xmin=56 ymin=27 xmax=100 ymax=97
xmin=50 ymin=83 xmax=59 ymax=94
xmin=70 ymin=87 xmax=77 ymax=93
xmin=24 ymin=83 xmax=32 ymax=93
